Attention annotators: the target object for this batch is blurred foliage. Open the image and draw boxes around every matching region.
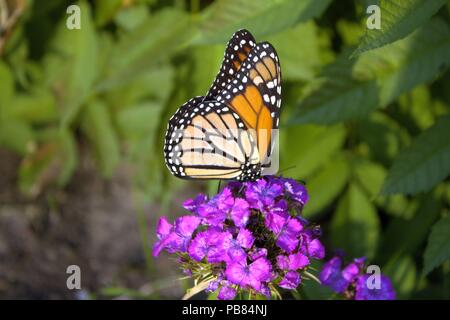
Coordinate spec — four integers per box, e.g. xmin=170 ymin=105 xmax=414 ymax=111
xmin=1 ymin=0 xmax=450 ymax=299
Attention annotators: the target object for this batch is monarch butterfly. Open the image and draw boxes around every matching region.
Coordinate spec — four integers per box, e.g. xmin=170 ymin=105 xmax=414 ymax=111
xmin=164 ymin=29 xmax=281 ymax=181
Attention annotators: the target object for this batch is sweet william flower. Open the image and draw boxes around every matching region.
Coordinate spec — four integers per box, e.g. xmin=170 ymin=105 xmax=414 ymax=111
xmin=264 ymin=200 xmax=304 ymax=253
xmin=225 ymin=257 xmax=272 ymax=292
xmin=279 ymin=271 xmax=301 ymax=290
xmin=188 ymin=229 xmax=227 ymax=263
xmin=306 ymin=238 xmax=325 ymax=260
xmin=222 ymin=228 xmax=255 ymax=262
xmin=197 ymin=187 xmax=250 ymax=227
xmin=183 ymin=194 xmax=208 ymax=213
xmin=320 ymin=254 xmax=396 ymax=300
xmin=274 ymin=216 xmax=303 ymax=253
xmin=249 ymin=248 xmax=268 ymax=260
xmin=153 ymin=215 xmax=200 ymax=256
xmin=319 ymin=256 xmax=349 ymax=293
xmin=283 ymin=178 xmax=309 ymax=205
xmin=174 ymin=216 xmax=202 ymax=251
xmin=288 ymin=252 xmax=310 ymax=270
xmin=197 ymin=188 xmax=233 ymax=226
xmin=218 ymin=285 xmax=237 ymax=300
xmin=245 ymin=178 xmax=283 ymax=211
xmin=153 ymin=176 xmax=327 ymax=300
xmin=264 ymin=200 xmax=288 ymax=232
xmin=153 ymin=216 xmax=174 ymax=256
xmin=342 ymin=257 xmax=366 ymax=282
xmin=276 ymin=252 xmax=309 ymax=271
xmin=355 ymin=274 xmax=396 ymax=300
xmin=230 ymin=198 xmax=251 ymax=228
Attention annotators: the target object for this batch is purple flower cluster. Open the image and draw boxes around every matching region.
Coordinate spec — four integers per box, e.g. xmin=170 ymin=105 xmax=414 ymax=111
xmin=320 ymin=255 xmax=396 ymax=300
xmin=153 ymin=176 xmax=324 ymax=299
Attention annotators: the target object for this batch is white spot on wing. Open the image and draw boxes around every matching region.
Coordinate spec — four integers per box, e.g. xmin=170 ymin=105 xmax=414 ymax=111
xmin=271 ymin=96 xmax=276 ymax=104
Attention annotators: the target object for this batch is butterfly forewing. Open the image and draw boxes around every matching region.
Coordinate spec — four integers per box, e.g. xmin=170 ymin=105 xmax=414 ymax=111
xmin=216 ymin=42 xmax=282 ymax=166
xmin=205 ymin=29 xmax=256 ymax=100
xmin=164 ymin=99 xmax=259 ymax=180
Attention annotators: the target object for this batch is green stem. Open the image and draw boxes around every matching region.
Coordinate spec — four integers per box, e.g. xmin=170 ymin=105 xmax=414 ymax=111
xmin=132 ymin=189 xmax=155 ymax=276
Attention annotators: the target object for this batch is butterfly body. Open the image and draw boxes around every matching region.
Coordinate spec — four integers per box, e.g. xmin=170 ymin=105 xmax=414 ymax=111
xmin=164 ymin=30 xmax=281 ymax=181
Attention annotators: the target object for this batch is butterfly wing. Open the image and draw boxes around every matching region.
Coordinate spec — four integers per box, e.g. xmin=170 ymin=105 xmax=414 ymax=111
xmin=215 ymin=42 xmax=282 ymax=166
xmin=164 ymin=99 xmax=258 ymax=180
xmin=205 ymin=29 xmax=256 ymax=100
xmin=164 ymin=31 xmax=281 ymax=181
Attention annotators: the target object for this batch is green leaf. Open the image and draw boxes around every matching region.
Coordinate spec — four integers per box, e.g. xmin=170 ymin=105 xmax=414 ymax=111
xmin=18 ymin=143 xmax=58 ymax=195
xmin=122 ymin=102 xmax=165 ymax=197
xmin=380 ymin=195 xmax=441 ymax=262
xmin=43 ymin=0 xmax=98 ymax=127
xmin=300 ymin=261 xmax=335 ymax=299
xmin=384 ymin=255 xmax=417 ymax=298
xmin=290 ymin=53 xmax=379 ymax=124
xmin=377 ymin=194 xmax=415 ymax=218
xmin=291 ymin=19 xmax=450 ymax=124
xmin=103 ymin=65 xmax=174 ymax=109
xmin=382 ymin=114 xmax=450 ymax=195
xmin=94 ymin=0 xmax=122 ymax=27
xmin=423 ymin=214 xmax=450 ymax=275
xmin=189 ymin=44 xmax=225 ymax=96
xmin=303 ymin=156 xmax=349 ymax=218
xmin=81 ymin=100 xmax=120 ymax=178
xmin=280 ymin=123 xmax=346 ymax=178
xmin=117 ymin=102 xmax=163 ymax=139
xmin=267 ymin=21 xmax=325 ymax=81
xmin=397 ymin=85 xmax=436 ymax=131
xmin=0 ymin=120 xmax=34 ymax=155
xmin=354 ymin=159 xmax=387 ymax=198
xmin=356 ymin=112 xmax=411 ymax=166
xmin=194 ymin=0 xmax=331 ymax=44
xmin=354 ymin=159 xmax=414 ymax=218
xmin=14 ymin=127 xmax=76 ymax=192
xmin=114 ymin=4 xmax=150 ymax=31
xmin=336 ymin=20 xmax=365 ymax=46
xmin=100 ymin=9 xmax=192 ymax=90
xmin=331 ymin=183 xmax=380 ymax=259
xmin=353 ymin=0 xmax=447 ymax=56
xmin=0 ymin=62 xmax=14 ymax=119
xmin=301 ymin=279 xmax=335 ymax=300
xmin=8 ymin=90 xmax=57 ymax=124
xmin=58 ymin=129 xmax=78 ymax=186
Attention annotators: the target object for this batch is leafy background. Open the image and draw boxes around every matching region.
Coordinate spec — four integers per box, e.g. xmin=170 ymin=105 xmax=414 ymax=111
xmin=0 ymin=0 xmax=449 ymax=299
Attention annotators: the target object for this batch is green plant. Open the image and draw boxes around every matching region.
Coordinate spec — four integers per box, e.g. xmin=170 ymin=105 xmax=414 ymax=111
xmin=1 ymin=0 xmax=449 ymax=299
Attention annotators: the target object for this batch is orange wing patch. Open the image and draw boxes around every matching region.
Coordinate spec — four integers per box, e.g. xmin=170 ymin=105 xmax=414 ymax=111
xmin=226 ymin=83 xmax=273 ymax=163
xmin=233 ymin=47 xmax=253 ymax=70
xmin=230 ymin=91 xmax=257 ymax=128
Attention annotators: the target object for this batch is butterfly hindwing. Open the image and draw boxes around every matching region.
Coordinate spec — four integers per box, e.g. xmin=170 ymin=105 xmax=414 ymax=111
xmin=164 ymin=100 xmax=259 ymax=180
